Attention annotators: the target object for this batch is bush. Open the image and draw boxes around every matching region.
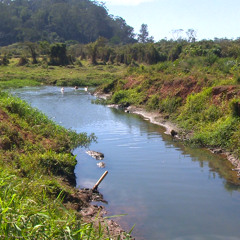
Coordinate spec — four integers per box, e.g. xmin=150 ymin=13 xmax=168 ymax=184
xmin=111 ymin=89 xmax=145 ymax=106
xmin=159 ymin=96 xmax=182 ymax=114
xmin=229 ymin=98 xmax=240 ymax=117
xmin=183 ymin=88 xmax=212 ymax=114
xmin=17 ymin=56 xmax=28 ymax=66
xmin=146 ymin=94 xmax=160 ymax=110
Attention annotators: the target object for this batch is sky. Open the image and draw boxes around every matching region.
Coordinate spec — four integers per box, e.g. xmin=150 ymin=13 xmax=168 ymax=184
xmin=100 ymin=0 xmax=240 ymax=42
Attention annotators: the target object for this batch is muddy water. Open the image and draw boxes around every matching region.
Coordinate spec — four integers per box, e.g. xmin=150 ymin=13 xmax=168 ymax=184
xmin=12 ymin=86 xmax=240 ymax=240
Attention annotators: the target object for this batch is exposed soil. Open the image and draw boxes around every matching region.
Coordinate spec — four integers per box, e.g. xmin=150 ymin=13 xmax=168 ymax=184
xmin=123 ymin=76 xmax=203 ymax=100
xmin=159 ymin=77 xmax=202 ymax=99
xmin=212 ymin=85 xmax=240 ymax=104
xmin=69 ymin=188 xmax=128 ymax=239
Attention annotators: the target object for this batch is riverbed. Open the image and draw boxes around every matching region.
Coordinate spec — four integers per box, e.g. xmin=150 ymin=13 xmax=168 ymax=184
xmin=12 ymin=86 xmax=240 ymax=240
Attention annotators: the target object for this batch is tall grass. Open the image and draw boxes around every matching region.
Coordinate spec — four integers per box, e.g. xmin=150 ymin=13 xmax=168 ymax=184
xmin=0 ymin=170 xmax=123 ymax=239
xmin=0 ymin=91 xmax=127 ymax=239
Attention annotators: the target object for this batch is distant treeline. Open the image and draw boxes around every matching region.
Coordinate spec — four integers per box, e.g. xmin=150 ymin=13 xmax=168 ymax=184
xmin=1 ymin=37 xmax=240 ymax=68
xmin=0 ymin=0 xmax=136 ymax=46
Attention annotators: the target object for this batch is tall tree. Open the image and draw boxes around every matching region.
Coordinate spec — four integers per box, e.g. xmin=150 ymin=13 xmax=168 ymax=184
xmin=186 ymin=29 xmax=197 ymax=43
xmin=138 ymin=24 xmax=154 ymax=43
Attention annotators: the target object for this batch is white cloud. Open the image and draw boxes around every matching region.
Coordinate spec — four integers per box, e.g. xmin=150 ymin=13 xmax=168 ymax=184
xmin=103 ymin=0 xmax=155 ymax=6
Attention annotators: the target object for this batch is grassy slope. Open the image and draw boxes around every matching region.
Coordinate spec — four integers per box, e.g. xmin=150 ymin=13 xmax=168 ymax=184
xmin=0 ymin=91 xmax=119 ymax=239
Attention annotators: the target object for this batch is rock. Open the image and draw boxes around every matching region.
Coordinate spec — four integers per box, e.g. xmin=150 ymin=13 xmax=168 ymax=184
xmin=170 ymin=129 xmax=178 ymax=137
xmin=86 ymin=150 xmax=104 ymax=160
xmin=211 ymin=149 xmax=223 ymax=154
xmin=97 ymin=162 xmax=105 ymax=168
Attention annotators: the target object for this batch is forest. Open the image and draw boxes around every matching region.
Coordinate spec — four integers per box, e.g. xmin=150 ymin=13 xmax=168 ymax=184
xmin=0 ymin=0 xmax=136 ymax=46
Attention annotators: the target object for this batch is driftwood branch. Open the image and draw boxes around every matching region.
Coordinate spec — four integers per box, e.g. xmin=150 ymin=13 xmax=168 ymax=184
xmin=92 ymin=171 xmax=108 ymax=191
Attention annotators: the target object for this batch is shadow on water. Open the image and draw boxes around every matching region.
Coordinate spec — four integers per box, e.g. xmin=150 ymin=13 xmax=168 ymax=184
xmin=112 ymin=108 xmax=240 ymax=191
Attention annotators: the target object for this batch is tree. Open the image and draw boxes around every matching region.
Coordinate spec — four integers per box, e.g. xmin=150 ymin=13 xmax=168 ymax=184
xmin=0 ymin=0 xmax=136 ymax=46
xmin=138 ymin=24 xmax=154 ymax=43
xmin=168 ymin=44 xmax=183 ymax=61
xmin=24 ymin=42 xmax=38 ymax=64
xmin=186 ymin=29 xmax=197 ymax=43
xmin=87 ymin=37 xmax=107 ymax=65
xmin=49 ymin=43 xmax=69 ymax=66
xmin=171 ymin=29 xmax=184 ymax=41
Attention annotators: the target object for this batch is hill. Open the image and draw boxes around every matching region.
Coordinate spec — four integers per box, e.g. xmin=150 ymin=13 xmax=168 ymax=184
xmin=0 ymin=0 xmax=136 ymax=46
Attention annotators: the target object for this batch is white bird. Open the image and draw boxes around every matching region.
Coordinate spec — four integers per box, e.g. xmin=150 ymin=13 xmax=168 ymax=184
xmin=84 ymin=86 xmax=88 ymax=91
xmin=61 ymin=87 xmax=64 ymax=93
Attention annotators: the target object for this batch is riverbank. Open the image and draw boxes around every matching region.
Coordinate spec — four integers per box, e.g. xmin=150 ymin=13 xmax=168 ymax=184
xmin=125 ymin=105 xmax=240 ymax=171
xmin=0 ymin=90 xmax=132 ymax=239
xmin=100 ymin=93 xmax=240 ymax=183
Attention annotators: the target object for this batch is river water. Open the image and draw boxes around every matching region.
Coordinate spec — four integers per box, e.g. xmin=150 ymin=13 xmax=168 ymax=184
xmin=12 ymin=86 xmax=240 ymax=240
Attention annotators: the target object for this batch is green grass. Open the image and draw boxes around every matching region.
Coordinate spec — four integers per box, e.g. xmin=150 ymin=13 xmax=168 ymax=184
xmin=0 ymin=91 xmax=126 ymax=239
xmin=0 ymin=79 xmax=41 ymax=89
xmin=0 ymin=59 xmax=128 ymax=88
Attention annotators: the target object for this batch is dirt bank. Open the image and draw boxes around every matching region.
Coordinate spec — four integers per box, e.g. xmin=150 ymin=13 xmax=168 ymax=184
xmin=65 ymin=187 xmax=129 ymax=239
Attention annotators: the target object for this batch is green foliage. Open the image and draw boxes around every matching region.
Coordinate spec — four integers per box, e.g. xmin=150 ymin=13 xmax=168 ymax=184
xmin=17 ymin=56 xmax=28 ymax=66
xmin=0 ymin=0 xmax=136 ymax=46
xmin=159 ymin=96 xmax=182 ymax=114
xmin=169 ymin=44 xmax=183 ymax=61
xmin=205 ymin=52 xmax=218 ymax=66
xmin=0 ymin=79 xmax=40 ymax=90
xmin=0 ymin=91 xmax=121 ymax=239
xmin=0 ymin=55 xmax=9 ymax=66
xmin=190 ymin=117 xmax=237 ymax=148
xmin=111 ymin=89 xmax=145 ymax=106
xmin=19 ymin=151 xmax=77 ymax=183
xmin=181 ymin=88 xmax=212 ymax=115
xmin=49 ymin=43 xmax=69 ymax=66
xmin=146 ymin=94 xmax=160 ymax=110
xmin=229 ymin=98 xmax=240 ymax=117
xmin=0 ymin=171 xmax=118 ymax=239
xmin=0 ymin=92 xmax=96 ymax=151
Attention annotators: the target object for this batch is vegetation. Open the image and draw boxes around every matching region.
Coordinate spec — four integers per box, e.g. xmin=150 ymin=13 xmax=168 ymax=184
xmin=1 ymin=38 xmax=240 ymax=162
xmin=0 ymin=91 xmax=136 ymax=239
xmin=0 ymin=0 xmax=136 ymax=46
xmin=95 ymin=38 xmax=240 ymax=160
xmin=1 ymin=4 xmax=240 ymax=234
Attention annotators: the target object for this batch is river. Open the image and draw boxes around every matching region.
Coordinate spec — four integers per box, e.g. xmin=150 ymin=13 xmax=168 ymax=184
xmin=12 ymin=86 xmax=240 ymax=240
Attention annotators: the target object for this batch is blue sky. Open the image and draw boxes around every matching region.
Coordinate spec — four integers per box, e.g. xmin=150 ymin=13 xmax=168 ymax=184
xmin=101 ymin=0 xmax=240 ymax=42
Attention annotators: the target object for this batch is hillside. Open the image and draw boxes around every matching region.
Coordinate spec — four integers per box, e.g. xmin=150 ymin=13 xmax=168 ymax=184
xmin=0 ymin=0 xmax=136 ymax=46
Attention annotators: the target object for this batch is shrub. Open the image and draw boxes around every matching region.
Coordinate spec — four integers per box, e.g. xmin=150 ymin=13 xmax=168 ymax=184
xmin=111 ymin=89 xmax=145 ymax=106
xmin=17 ymin=56 xmax=28 ymax=66
xmin=229 ymin=98 xmax=240 ymax=117
xmin=159 ymin=96 xmax=182 ymax=114
xmin=183 ymin=88 xmax=212 ymax=114
xmin=146 ymin=94 xmax=160 ymax=110
xmin=189 ymin=116 xmax=237 ymax=148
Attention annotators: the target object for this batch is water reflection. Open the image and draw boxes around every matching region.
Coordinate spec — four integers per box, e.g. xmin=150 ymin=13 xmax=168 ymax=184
xmin=11 ymin=86 xmax=240 ymax=240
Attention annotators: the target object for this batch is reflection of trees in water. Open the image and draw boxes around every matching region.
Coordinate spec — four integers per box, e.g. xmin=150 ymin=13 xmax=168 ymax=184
xmin=161 ymin=133 xmax=240 ymax=190
xmin=110 ymin=107 xmax=240 ymax=191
